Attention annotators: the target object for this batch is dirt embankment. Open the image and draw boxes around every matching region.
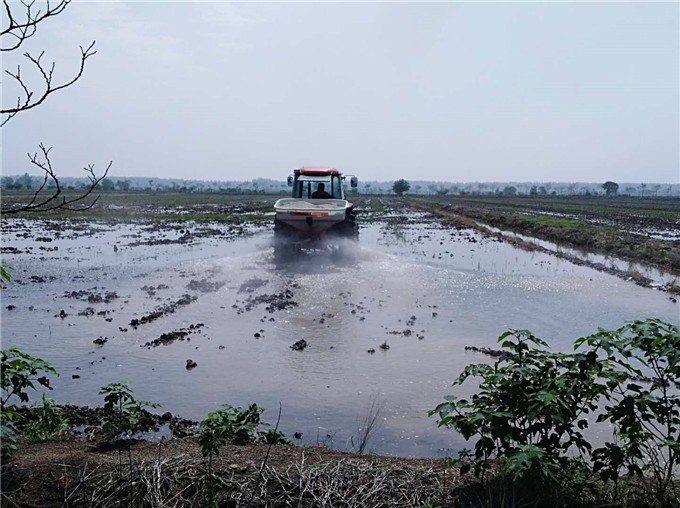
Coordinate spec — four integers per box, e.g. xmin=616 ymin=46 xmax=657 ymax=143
xmin=2 ymin=438 xmax=464 ymax=507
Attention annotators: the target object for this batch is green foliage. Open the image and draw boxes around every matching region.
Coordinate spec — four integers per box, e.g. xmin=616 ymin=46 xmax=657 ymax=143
xmin=430 ymin=329 xmax=610 ymax=484
xmin=431 ymin=319 xmax=679 ymax=499
xmin=1 ymin=421 xmax=17 ymax=461
xmin=392 ymin=179 xmax=410 ymax=196
xmin=259 ymin=429 xmax=290 ymax=445
xmin=98 ymin=382 xmax=160 ymax=442
xmin=421 ymin=498 xmax=439 ymax=508
xmin=1 ymin=347 xmax=56 ymax=406
xmin=197 ymin=403 xmax=265 ymax=460
xmin=1 ymin=261 xmax=12 ymax=282
xmin=24 ymin=394 xmax=71 ymax=442
xmin=1 ymin=347 xmax=57 ymax=459
xmin=581 ymin=319 xmax=680 ymax=490
xmin=602 ymin=181 xmax=619 ymax=196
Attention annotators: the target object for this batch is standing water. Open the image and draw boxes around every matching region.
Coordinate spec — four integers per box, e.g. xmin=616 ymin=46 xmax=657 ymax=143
xmin=1 ymin=214 xmax=678 ymax=456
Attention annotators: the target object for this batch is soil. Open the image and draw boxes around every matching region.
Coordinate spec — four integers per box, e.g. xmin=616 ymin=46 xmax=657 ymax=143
xmin=2 ymin=192 xmax=678 ymax=507
xmin=1 ymin=438 xmax=466 ymax=507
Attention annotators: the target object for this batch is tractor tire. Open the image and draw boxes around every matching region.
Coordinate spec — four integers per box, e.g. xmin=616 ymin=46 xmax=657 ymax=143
xmin=336 ymin=209 xmax=359 ymax=239
xmin=273 ymin=220 xmax=298 ymax=261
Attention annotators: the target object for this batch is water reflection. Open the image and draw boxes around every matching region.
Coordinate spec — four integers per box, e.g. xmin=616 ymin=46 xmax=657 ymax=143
xmin=1 ymin=217 xmax=678 ymax=457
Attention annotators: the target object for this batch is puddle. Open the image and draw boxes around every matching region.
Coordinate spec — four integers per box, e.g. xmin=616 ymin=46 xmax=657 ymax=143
xmin=1 ymin=217 xmax=678 ymax=457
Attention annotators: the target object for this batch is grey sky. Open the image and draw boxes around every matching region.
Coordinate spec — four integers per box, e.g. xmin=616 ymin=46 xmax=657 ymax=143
xmin=2 ymin=1 xmax=678 ymax=183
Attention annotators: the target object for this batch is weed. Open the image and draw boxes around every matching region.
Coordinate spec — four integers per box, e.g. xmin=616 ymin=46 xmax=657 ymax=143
xmin=24 ymin=394 xmax=71 ymax=441
xmin=353 ymin=394 xmax=384 ymax=454
xmin=430 ymin=318 xmax=680 ymax=503
xmin=198 ymin=403 xmax=264 ymax=460
xmin=1 ymin=347 xmax=57 ymax=459
xmin=98 ymin=382 xmax=160 ymax=442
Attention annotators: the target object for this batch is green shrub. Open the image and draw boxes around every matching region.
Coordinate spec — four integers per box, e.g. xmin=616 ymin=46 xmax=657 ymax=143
xmin=582 ymin=319 xmax=680 ymax=492
xmin=197 ymin=403 xmax=264 ymax=458
xmin=98 ymin=382 xmax=160 ymax=442
xmin=431 ymin=319 xmax=679 ymax=501
xmin=1 ymin=347 xmax=57 ymax=459
xmin=24 ymin=394 xmax=71 ymax=441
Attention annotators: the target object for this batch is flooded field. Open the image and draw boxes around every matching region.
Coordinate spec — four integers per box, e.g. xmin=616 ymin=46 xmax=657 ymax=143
xmin=1 ymin=205 xmax=678 ymax=457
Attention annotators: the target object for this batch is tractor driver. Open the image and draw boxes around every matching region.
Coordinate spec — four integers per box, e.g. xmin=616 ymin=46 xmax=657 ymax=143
xmin=312 ymin=182 xmax=331 ymax=199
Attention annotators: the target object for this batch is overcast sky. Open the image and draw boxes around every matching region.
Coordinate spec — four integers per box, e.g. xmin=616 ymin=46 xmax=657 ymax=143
xmin=2 ymin=1 xmax=678 ymax=183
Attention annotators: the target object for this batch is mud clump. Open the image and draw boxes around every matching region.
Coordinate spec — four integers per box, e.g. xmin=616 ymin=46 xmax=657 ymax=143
xmin=6 ymin=404 xmax=198 ymax=439
xmin=141 ymin=323 xmax=205 ymax=348
xmin=464 ymin=345 xmax=508 ymax=358
xmin=63 ymin=290 xmax=119 ymax=304
xmin=141 ymin=284 xmax=170 ymax=297
xmin=186 ymin=279 xmax=225 ymax=293
xmin=30 ymin=275 xmax=55 ymax=283
xmin=236 ymin=289 xmax=298 ymax=314
xmin=238 ymin=278 xmax=269 ymax=294
xmin=290 ymin=339 xmax=307 ymax=351
xmin=130 ymin=294 xmax=197 ymax=328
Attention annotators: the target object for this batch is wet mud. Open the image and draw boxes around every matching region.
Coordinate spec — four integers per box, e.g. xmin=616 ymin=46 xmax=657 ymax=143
xmin=1 ymin=196 xmax=678 ymax=457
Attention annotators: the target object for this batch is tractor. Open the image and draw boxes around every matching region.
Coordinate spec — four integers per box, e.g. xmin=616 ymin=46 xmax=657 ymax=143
xmin=273 ymin=167 xmax=358 ymax=259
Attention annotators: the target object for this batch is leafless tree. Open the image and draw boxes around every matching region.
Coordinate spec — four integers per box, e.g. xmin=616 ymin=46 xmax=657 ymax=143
xmin=1 ymin=144 xmax=110 ymax=214
xmin=1 ymin=0 xmax=110 ymax=213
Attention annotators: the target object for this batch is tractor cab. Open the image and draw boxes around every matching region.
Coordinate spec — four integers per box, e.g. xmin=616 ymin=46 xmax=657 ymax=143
xmin=287 ymin=167 xmax=357 ymax=200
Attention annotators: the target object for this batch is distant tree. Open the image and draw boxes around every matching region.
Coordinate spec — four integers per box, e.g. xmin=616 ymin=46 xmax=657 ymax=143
xmin=435 ymin=187 xmax=449 ymax=196
xmin=116 ymin=179 xmax=131 ymax=191
xmin=529 ymin=185 xmax=538 ymax=197
xmin=393 ymin=179 xmax=410 ymax=196
xmin=414 ymin=185 xmax=422 ymax=194
xmin=1 ymin=176 xmax=15 ymax=190
xmin=538 ymin=186 xmax=547 ymax=196
xmin=602 ymin=181 xmax=619 ymax=196
xmin=15 ymin=173 xmax=35 ymax=189
xmin=100 ymin=178 xmax=115 ymax=191
xmin=503 ymin=186 xmax=517 ymax=196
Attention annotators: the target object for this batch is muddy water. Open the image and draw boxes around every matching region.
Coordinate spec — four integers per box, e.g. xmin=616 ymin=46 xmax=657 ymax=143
xmin=1 ymin=216 xmax=678 ymax=457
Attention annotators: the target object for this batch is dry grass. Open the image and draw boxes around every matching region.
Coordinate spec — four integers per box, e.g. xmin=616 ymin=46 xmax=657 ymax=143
xmin=1 ymin=439 xmax=463 ymax=507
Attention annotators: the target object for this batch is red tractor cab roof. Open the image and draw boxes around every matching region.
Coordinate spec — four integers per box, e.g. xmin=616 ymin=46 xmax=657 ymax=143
xmin=296 ymin=166 xmax=341 ymax=176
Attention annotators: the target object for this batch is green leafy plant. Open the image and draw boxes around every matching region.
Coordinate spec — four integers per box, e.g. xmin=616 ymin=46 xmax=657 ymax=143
xmin=581 ymin=319 xmax=680 ymax=493
xmin=430 ymin=319 xmax=679 ymax=502
xmin=98 ymin=382 xmax=160 ymax=442
xmin=1 ymin=347 xmax=57 ymax=459
xmin=198 ymin=403 xmax=264 ymax=454
xmin=24 ymin=394 xmax=71 ymax=441
xmin=197 ymin=403 xmax=267 ymax=479
xmin=0 ymin=261 xmax=13 ymax=283
xmin=258 ymin=429 xmax=289 ymax=445
xmin=430 ymin=329 xmax=611 ymax=484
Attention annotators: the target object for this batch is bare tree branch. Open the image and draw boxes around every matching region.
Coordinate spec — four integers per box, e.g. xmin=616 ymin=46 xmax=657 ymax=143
xmin=1 ymin=144 xmax=111 ymax=214
xmin=1 ymin=41 xmax=96 ymax=127
xmin=2 ymin=0 xmax=70 ymax=52
xmin=1 ymin=2 xmax=111 ymax=212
